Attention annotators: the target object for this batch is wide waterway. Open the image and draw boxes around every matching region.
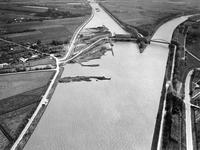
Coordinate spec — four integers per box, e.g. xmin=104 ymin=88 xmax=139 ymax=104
xmin=24 ymin=3 xmax=189 ymax=150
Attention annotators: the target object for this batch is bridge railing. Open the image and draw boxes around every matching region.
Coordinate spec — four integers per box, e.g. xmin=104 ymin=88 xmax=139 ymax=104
xmin=150 ymin=39 xmax=170 ymax=44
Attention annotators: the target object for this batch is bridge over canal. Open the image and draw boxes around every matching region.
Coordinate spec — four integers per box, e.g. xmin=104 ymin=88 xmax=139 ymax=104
xmin=110 ymin=34 xmax=171 ymax=45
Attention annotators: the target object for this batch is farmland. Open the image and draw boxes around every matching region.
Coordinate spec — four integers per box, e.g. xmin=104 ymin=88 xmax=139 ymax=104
xmin=0 ymin=70 xmax=55 ymax=149
xmin=0 ymin=71 xmax=55 ymax=99
xmin=100 ymin=0 xmax=200 ymax=37
xmin=0 ymin=0 xmax=91 ymax=44
xmin=0 ymin=16 xmax=90 ymax=44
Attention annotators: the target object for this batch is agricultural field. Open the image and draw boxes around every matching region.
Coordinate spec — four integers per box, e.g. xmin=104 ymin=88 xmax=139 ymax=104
xmin=0 ymin=70 xmax=55 ymax=149
xmin=186 ymin=22 xmax=200 ymax=57
xmin=0 ymin=16 xmax=89 ymax=44
xmin=0 ymin=70 xmax=55 ymax=99
xmin=0 ymin=0 xmax=91 ymax=44
xmin=0 ymin=40 xmax=8 ymax=48
xmin=100 ymin=0 xmax=200 ymax=37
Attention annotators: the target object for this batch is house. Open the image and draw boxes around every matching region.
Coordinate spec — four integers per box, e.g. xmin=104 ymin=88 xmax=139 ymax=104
xmin=0 ymin=63 xmax=9 ymax=69
xmin=19 ymin=57 xmax=28 ymax=63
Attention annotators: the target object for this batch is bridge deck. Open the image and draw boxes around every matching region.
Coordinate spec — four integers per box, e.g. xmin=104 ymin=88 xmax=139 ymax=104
xmin=110 ymin=36 xmax=170 ymax=45
xmin=150 ymin=39 xmax=170 ymax=44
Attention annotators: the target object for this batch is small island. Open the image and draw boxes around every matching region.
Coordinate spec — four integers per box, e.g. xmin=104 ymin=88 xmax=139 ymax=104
xmin=59 ymin=76 xmax=111 ymax=83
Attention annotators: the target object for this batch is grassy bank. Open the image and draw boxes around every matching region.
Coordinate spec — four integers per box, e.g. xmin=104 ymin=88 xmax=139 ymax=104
xmin=151 ymin=43 xmax=175 ymax=149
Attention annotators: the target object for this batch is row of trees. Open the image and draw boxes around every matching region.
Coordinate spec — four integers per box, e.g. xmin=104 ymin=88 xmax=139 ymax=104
xmin=35 ymin=9 xmax=85 ymax=18
xmin=1 ymin=29 xmax=36 ymax=35
xmin=51 ymin=39 xmax=69 ymax=46
xmin=162 ymin=91 xmax=183 ymax=148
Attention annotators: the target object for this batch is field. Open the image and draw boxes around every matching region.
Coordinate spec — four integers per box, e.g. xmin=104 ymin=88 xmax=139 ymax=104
xmin=100 ymin=0 xmax=200 ymax=37
xmin=0 ymin=71 xmax=55 ymax=100
xmin=0 ymin=10 xmax=39 ymax=25
xmin=0 ymin=130 xmax=9 ymax=150
xmin=186 ymin=24 xmax=200 ymax=58
xmin=0 ymin=16 xmax=89 ymax=44
xmin=0 ymin=70 xmax=55 ymax=149
xmin=0 ymin=0 xmax=91 ymax=44
xmin=0 ymin=40 xmax=8 ymax=48
xmin=0 ymin=103 xmax=38 ymax=139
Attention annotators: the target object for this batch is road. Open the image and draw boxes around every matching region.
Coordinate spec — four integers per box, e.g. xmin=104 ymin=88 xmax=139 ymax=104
xmin=59 ymin=7 xmax=94 ymax=62
xmin=184 ymin=70 xmax=194 ymax=150
xmin=157 ymin=45 xmax=177 ymax=150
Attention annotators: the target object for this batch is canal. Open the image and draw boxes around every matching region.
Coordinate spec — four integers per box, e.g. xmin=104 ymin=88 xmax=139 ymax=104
xmin=24 ymin=2 xmax=189 ymax=150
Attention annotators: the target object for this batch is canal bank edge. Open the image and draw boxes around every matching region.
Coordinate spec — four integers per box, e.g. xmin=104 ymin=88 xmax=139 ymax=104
xmin=151 ymin=15 xmax=200 ymax=149
xmin=151 ymin=43 xmax=175 ymax=150
xmin=98 ymin=2 xmax=139 ymax=38
xmin=62 ymin=5 xmax=95 ymax=60
xmin=15 ymin=67 xmax=64 ymax=150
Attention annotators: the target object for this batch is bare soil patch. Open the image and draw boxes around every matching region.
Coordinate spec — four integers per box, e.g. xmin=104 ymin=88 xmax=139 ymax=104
xmin=0 ymin=103 xmax=37 ymax=140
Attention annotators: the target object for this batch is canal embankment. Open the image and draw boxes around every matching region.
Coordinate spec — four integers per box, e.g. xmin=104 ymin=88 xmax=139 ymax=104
xmin=15 ymin=67 xmax=64 ymax=150
xmin=98 ymin=2 xmax=139 ymax=37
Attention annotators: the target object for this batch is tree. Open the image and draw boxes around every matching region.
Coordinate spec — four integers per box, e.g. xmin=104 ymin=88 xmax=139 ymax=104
xmin=37 ymin=40 xmax=41 ymax=45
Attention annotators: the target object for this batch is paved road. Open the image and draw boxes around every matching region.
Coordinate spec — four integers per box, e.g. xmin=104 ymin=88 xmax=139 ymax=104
xmin=157 ymin=45 xmax=177 ymax=150
xmin=59 ymin=8 xmax=94 ymax=62
xmin=184 ymin=70 xmax=194 ymax=150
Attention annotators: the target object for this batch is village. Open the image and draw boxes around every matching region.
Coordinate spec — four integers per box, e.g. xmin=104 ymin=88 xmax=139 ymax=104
xmin=0 ymin=40 xmax=58 ymax=74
